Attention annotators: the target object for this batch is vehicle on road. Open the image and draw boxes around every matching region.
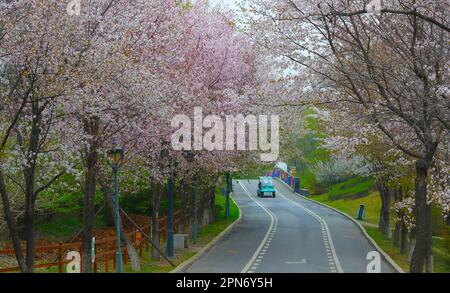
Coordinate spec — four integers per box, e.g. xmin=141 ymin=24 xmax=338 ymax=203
xmin=257 ymin=177 xmax=276 ymax=198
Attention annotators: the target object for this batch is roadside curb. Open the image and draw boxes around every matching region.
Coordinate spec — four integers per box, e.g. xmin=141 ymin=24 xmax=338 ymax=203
xmin=170 ymin=193 xmax=243 ymax=273
xmin=275 ymin=178 xmax=405 ymax=273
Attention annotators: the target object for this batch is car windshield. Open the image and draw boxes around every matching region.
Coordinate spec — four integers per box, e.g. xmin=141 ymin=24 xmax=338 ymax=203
xmin=261 ymin=178 xmax=272 ymax=187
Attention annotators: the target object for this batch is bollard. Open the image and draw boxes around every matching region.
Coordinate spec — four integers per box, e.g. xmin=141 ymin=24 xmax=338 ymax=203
xmin=225 ymin=173 xmax=231 ymax=220
xmin=294 ymin=178 xmax=301 ymax=194
xmin=357 ymin=204 xmax=366 ymax=220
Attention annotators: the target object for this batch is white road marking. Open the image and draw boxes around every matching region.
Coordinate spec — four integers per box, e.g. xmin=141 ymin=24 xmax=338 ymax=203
xmin=240 ymin=182 xmax=278 ymax=273
xmin=285 ymin=259 xmax=307 ymax=265
xmin=275 ymin=187 xmax=344 ymax=273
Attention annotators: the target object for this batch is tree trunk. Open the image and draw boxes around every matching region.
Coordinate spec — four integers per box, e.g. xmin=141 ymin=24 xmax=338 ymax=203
xmin=393 ymin=221 xmax=401 ymax=247
xmin=209 ymin=187 xmax=216 ymax=223
xmin=0 ymin=170 xmax=27 ymax=272
xmin=199 ymin=189 xmax=205 ymax=227
xmin=400 ymin=222 xmax=408 ymax=254
xmin=81 ymin=117 xmax=99 ymax=273
xmin=376 ymin=181 xmax=392 ymax=239
xmin=204 ymin=186 xmax=215 ymax=225
xmin=103 ymin=197 xmax=115 ymax=227
xmin=23 ymin=100 xmax=41 ymax=273
xmin=81 ymin=152 xmax=96 ymax=273
xmin=408 ymin=228 xmax=415 ymax=263
xmin=190 ymin=175 xmax=199 ymax=242
xmin=410 ymin=159 xmax=433 ymax=273
xmin=23 ymin=193 xmax=35 ymax=273
xmin=178 ymin=181 xmax=187 ymax=234
xmin=393 ymin=188 xmax=404 ymax=248
xmin=426 ymin=254 xmax=434 ymax=273
xmin=151 ymin=182 xmax=161 ymax=261
xmin=189 ymin=181 xmax=195 ymax=241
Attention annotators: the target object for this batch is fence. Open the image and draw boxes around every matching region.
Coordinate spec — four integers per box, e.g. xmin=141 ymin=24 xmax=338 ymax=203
xmin=0 ymin=210 xmax=187 ymax=273
xmin=267 ymin=168 xmax=301 ymax=194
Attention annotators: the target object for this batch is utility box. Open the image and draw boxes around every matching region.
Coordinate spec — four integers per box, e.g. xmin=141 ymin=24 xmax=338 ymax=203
xmin=174 ymin=234 xmax=189 ymax=250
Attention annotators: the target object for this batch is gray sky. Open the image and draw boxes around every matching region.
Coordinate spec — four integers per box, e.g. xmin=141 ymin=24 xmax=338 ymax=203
xmin=211 ymin=0 xmax=239 ymax=10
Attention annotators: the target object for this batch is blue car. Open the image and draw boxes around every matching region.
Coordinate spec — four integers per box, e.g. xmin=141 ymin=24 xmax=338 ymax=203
xmin=257 ymin=177 xmax=276 ymax=198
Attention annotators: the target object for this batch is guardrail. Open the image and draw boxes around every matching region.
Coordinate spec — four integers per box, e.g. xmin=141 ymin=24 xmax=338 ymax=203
xmin=267 ymin=168 xmax=301 ymax=194
xmin=0 ymin=210 xmax=187 ymax=273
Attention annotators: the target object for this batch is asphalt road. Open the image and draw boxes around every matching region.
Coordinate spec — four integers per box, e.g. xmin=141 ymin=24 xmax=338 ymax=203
xmin=183 ymin=179 xmax=397 ymax=273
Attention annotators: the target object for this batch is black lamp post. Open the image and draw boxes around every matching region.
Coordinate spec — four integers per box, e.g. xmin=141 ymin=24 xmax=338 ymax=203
xmin=193 ymin=174 xmax=199 ymax=243
xmin=225 ymin=166 xmax=236 ymax=220
xmin=107 ymin=146 xmax=124 ymax=273
xmin=225 ymin=172 xmax=231 ymax=220
xmin=166 ymin=157 xmax=177 ymax=259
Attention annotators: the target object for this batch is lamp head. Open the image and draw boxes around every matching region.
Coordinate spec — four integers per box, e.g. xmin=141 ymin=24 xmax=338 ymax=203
xmin=107 ymin=148 xmax=124 ymax=165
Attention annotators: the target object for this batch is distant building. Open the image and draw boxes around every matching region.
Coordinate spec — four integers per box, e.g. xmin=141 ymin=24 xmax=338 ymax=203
xmin=275 ymin=161 xmax=288 ymax=173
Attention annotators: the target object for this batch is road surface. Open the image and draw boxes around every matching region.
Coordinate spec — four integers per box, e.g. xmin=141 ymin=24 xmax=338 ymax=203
xmin=182 ymin=179 xmax=397 ymax=273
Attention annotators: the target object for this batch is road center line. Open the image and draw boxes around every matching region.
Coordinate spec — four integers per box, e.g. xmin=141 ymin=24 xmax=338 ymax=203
xmin=275 ymin=186 xmax=344 ymax=273
xmin=239 ymin=181 xmax=278 ymax=273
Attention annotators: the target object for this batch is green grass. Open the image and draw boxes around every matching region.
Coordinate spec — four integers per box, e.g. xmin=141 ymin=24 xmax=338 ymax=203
xmin=433 ymin=237 xmax=450 ymax=273
xmin=37 ymin=214 xmax=107 ymax=241
xmin=366 ymin=227 xmax=450 ymax=273
xmin=311 ymin=190 xmax=381 ymax=225
xmin=324 ymin=177 xmax=375 ymax=200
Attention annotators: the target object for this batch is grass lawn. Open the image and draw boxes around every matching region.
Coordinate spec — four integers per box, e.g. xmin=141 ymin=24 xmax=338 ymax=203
xmin=311 ymin=191 xmax=381 ymax=226
xmin=325 ymin=177 xmax=375 ymax=200
xmin=37 ymin=214 xmax=107 ymax=242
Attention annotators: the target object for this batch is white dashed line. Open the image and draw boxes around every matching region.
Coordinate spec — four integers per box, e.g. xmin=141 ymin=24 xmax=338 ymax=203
xmin=276 ymin=189 xmax=344 ymax=273
xmin=240 ymin=182 xmax=278 ymax=273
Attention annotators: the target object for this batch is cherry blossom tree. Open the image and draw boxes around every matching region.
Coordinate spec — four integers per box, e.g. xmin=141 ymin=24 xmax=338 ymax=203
xmin=243 ymin=0 xmax=449 ymax=272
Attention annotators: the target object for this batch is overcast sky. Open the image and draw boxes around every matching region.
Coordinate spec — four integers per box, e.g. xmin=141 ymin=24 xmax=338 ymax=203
xmin=211 ymin=0 xmax=239 ymax=10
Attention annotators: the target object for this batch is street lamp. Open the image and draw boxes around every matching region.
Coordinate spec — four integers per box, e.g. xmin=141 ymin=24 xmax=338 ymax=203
xmin=225 ymin=172 xmax=231 ymax=220
xmin=192 ymin=174 xmax=200 ymax=244
xmin=107 ymin=146 xmax=124 ymax=273
xmin=167 ymin=164 xmax=175 ymax=258
xmin=225 ymin=166 xmax=237 ymax=220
